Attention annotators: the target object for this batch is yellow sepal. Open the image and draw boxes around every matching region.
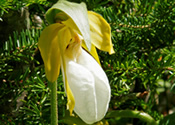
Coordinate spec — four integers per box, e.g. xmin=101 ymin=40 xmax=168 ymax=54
xmin=38 ymin=23 xmax=64 ymax=82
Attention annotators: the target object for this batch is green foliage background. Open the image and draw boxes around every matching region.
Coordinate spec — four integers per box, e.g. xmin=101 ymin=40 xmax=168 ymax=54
xmin=0 ymin=0 xmax=175 ymax=124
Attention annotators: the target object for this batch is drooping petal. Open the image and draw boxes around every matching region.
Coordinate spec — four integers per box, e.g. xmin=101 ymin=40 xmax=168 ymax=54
xmin=88 ymin=11 xmax=115 ymax=54
xmin=57 ymin=26 xmax=76 ymax=115
xmin=77 ymin=47 xmax=111 ymax=122
xmin=46 ymin=0 xmax=91 ymax=51
xmin=63 ymin=39 xmax=98 ymax=124
xmin=38 ymin=23 xmax=64 ymax=82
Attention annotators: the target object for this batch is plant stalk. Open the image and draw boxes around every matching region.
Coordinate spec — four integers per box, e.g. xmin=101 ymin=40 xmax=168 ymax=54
xmin=106 ymin=110 xmax=157 ymax=125
xmin=50 ymin=80 xmax=58 ymax=125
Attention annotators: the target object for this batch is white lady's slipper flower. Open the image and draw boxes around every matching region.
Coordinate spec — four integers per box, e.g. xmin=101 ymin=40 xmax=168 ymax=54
xmin=64 ymin=34 xmax=110 ymax=124
xmin=38 ymin=0 xmax=115 ymax=124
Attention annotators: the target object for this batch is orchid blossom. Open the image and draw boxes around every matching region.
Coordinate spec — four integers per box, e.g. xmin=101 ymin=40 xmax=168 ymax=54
xmin=38 ymin=0 xmax=114 ymax=124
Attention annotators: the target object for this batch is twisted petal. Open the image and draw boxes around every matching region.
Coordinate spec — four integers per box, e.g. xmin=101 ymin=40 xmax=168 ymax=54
xmin=38 ymin=23 xmax=64 ymax=82
xmin=88 ymin=11 xmax=115 ymax=54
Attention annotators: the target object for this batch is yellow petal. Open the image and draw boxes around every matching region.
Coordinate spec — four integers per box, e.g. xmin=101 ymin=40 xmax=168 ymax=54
xmin=38 ymin=23 xmax=64 ymax=82
xmin=57 ymin=27 xmax=76 ymax=115
xmin=88 ymin=11 xmax=115 ymax=54
xmin=82 ymin=42 xmax=101 ymax=65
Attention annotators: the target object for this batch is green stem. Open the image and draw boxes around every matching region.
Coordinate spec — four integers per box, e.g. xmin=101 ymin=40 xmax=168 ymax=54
xmin=50 ymin=80 xmax=58 ymax=125
xmin=106 ymin=110 xmax=157 ymax=125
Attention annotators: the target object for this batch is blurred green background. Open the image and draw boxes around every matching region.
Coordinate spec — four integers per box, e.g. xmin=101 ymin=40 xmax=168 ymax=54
xmin=0 ymin=0 xmax=175 ymax=124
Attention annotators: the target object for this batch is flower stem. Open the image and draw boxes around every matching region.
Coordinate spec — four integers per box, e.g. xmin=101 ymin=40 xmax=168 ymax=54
xmin=106 ymin=110 xmax=157 ymax=125
xmin=50 ymin=80 xmax=58 ymax=125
